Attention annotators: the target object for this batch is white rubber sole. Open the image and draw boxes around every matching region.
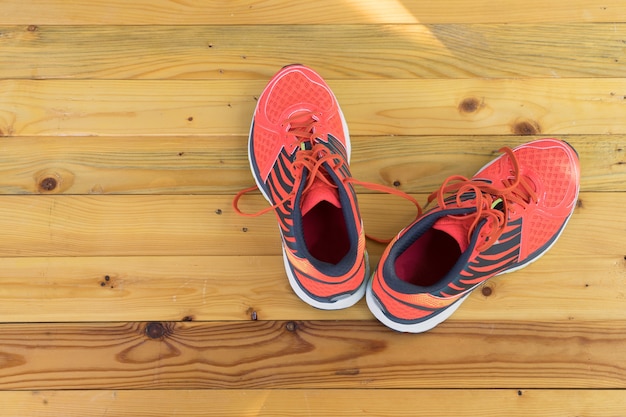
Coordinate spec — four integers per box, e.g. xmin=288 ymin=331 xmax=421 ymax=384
xmin=284 ymin=248 xmax=369 ymax=310
xmin=366 ymin=278 xmax=471 ymax=333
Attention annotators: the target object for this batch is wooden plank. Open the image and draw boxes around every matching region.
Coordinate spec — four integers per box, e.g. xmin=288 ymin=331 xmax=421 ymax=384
xmin=0 ymin=0 xmax=621 ymax=413
xmin=354 ymin=135 xmax=626 ymax=193
xmin=0 ymin=135 xmax=245 ymax=195
xmin=0 ymin=191 xmax=614 ymax=257
xmin=0 ymin=320 xmax=624 ymax=389
xmin=2 ymin=24 xmax=626 ymax=80
xmin=0 ymin=193 xmax=401 ymax=257
xmin=0 ymin=255 xmax=363 ymax=323
xmin=0 ymin=251 xmax=622 ymax=323
xmin=3 ymin=389 xmax=626 ymax=417
xmin=0 ymin=135 xmax=621 ymax=195
xmin=3 ymin=0 xmax=626 ymax=24
xmin=0 ymin=191 xmax=613 ymax=257
xmin=2 ymin=79 xmax=626 ymax=137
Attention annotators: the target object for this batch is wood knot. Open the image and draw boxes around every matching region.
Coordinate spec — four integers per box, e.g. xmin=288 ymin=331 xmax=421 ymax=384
xmin=512 ymin=119 xmax=541 ymax=136
xmin=285 ymin=321 xmax=298 ymax=332
xmin=245 ymin=307 xmax=258 ymax=320
xmin=458 ymin=97 xmax=483 ymax=114
xmin=27 ymin=25 xmax=38 ymax=32
xmin=35 ymin=168 xmax=74 ymax=194
xmin=39 ymin=177 xmax=57 ymax=192
xmin=145 ymin=322 xmax=166 ymax=339
xmin=481 ymin=285 xmax=493 ymax=297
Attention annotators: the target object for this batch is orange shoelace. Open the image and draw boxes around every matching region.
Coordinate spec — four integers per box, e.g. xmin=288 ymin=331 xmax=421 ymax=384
xmin=426 ymin=147 xmax=537 ymax=251
xmin=232 ymin=112 xmax=422 ymax=244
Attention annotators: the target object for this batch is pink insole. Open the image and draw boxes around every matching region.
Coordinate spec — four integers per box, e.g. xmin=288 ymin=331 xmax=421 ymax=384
xmin=394 ymin=229 xmax=461 ymax=287
xmin=302 ymin=201 xmax=350 ymax=265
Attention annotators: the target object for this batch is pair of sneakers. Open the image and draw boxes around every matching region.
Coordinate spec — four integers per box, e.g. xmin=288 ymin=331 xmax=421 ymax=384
xmin=233 ymin=65 xmax=580 ymax=333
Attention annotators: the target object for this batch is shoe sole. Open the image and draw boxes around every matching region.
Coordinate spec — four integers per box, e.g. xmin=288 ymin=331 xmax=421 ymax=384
xmin=284 ymin=247 xmax=369 ymax=310
xmin=366 ymin=277 xmax=471 ymax=333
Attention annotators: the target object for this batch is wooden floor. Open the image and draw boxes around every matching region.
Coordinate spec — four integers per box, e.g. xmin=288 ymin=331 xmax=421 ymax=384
xmin=1 ymin=1 xmax=626 ymax=415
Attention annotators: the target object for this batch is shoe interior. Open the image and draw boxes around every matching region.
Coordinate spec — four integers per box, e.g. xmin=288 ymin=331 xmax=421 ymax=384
xmin=395 ymin=228 xmax=461 ymax=287
xmin=303 ymin=201 xmax=350 ymax=265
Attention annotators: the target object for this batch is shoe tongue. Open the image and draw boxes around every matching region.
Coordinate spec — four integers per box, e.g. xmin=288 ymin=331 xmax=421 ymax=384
xmin=300 ymin=174 xmax=341 ymax=216
xmin=432 ymin=209 xmax=478 ymax=253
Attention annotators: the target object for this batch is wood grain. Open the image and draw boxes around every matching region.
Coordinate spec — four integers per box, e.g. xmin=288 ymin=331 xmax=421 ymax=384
xmin=0 ymin=135 xmax=620 ymax=195
xmin=0 ymin=192 xmax=612 ymax=257
xmin=2 ymin=24 xmax=626 ymax=80
xmin=0 ymin=320 xmax=624 ymax=389
xmin=0 ymin=0 xmax=624 ymax=411
xmin=0 ymin=135 xmax=626 ymax=195
xmin=0 ymin=252 xmax=622 ymax=323
xmin=2 ymin=78 xmax=626 ymax=136
xmin=4 ymin=389 xmax=626 ymax=417
xmin=4 ymin=0 xmax=626 ymax=24
xmin=0 ymin=135 xmax=244 ymax=195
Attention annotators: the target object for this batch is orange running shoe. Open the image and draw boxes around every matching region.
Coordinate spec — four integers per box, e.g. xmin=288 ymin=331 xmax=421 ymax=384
xmin=233 ymin=65 xmax=369 ymax=309
xmin=367 ymin=139 xmax=580 ymax=332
